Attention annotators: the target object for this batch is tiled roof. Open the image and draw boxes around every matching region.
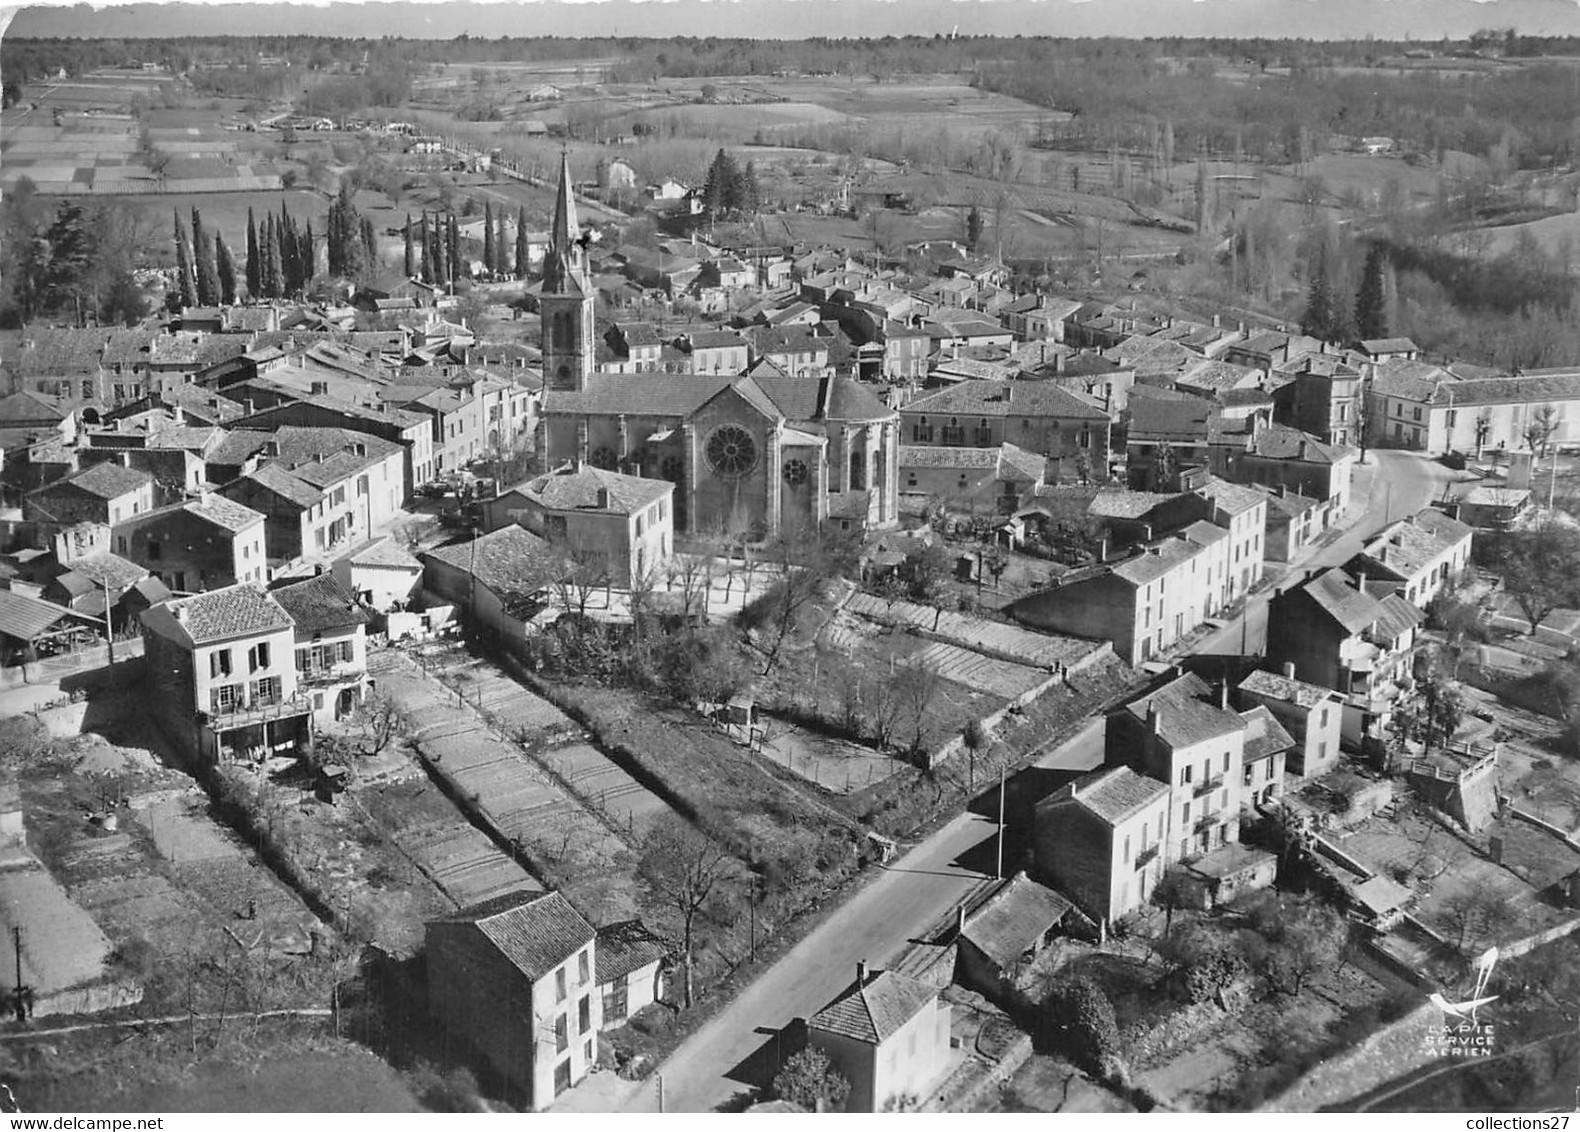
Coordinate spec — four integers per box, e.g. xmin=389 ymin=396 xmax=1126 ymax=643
xmin=1195 ymin=477 xmax=1267 ymax=517
xmin=55 ymin=552 xmax=147 ymax=594
xmin=514 ymin=466 xmax=672 ymax=515
xmin=236 ymin=463 xmax=324 ymax=509
xmin=1238 ymin=667 xmax=1337 ymax=710
xmin=1373 ymin=592 xmax=1427 ymax=640
xmin=1120 ymin=671 xmax=1246 ymax=749
xmin=343 ymin=537 xmax=422 ymax=571
xmin=1177 ymin=359 xmax=1263 ymax=395
xmin=270 ymin=572 xmax=369 ymax=634
xmin=47 ymin=461 xmax=155 ymax=500
xmin=156 ymin=582 xmax=294 ymax=645
xmin=1266 ymin=489 xmax=1320 ymax=519
xmin=1126 ymin=395 xmax=1218 ymax=443
xmin=1087 ymin=489 xmax=1180 ymax=520
xmin=1056 ymin=765 xmax=1168 ymax=824
xmin=184 ymin=494 xmax=266 ymax=533
xmin=901 ymin=379 xmax=1108 ymax=421
xmin=1358 ymin=337 xmax=1420 ymax=355
xmin=1240 ymin=704 xmax=1296 ymax=762
xmin=0 ymin=390 xmax=71 ymax=425
xmin=1298 ymin=567 xmax=1383 ymax=634
xmin=433 ymin=891 xmax=594 ymax=983
xmin=1431 ymin=371 xmax=1580 ymax=408
xmin=424 ymin=525 xmax=564 ymax=600
xmin=594 ymin=919 xmax=668 ymax=984
xmin=1107 ymin=522 xmax=1225 ymax=586
xmin=206 ymin=429 xmax=276 ymax=467
xmin=960 ymin=873 xmax=1072 ymax=970
xmin=1246 ymin=423 xmax=1355 ymax=464
xmin=1357 ymin=510 xmax=1473 ymax=580
xmin=1369 ymin=358 xmax=1455 ymax=402
xmin=0 ymin=589 xmax=81 ymax=642
xmin=542 ymin=371 xmax=892 ymax=425
xmin=809 ymin=968 xmax=936 ymax=1045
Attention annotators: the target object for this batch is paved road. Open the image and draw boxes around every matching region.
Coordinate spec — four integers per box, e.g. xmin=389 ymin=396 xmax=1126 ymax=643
xmin=613 ymin=726 xmax=1105 ymax=1113
xmin=1196 ymin=450 xmax=1455 ymax=657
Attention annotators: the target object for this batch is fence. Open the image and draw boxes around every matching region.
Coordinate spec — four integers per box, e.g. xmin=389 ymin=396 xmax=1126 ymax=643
xmin=0 ymin=637 xmax=143 ymax=689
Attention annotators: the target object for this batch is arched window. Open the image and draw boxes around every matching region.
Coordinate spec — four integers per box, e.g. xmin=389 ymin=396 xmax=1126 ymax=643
xmin=849 ymin=445 xmax=865 ymax=491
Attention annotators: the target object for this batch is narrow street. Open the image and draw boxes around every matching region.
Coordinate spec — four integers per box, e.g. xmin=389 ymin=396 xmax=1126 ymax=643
xmin=601 ymin=726 xmax=1105 ymax=1113
xmin=1196 ymin=449 xmax=1455 ymax=657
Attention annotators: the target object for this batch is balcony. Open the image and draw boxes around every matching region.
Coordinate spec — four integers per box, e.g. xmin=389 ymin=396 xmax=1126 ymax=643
xmin=1194 ymin=813 xmax=1217 ymax=835
xmin=297 ymin=662 xmax=364 ymax=688
xmin=1192 ymin=774 xmax=1224 ymax=799
xmin=1135 ymin=844 xmax=1159 ymax=870
xmin=204 ymin=692 xmax=314 ymax=731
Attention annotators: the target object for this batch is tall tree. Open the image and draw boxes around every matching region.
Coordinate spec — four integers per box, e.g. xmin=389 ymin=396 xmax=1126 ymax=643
xmin=494 ymin=207 xmax=508 ymax=277
xmin=360 ymin=216 xmax=376 ymax=279
xmin=190 ymin=208 xmax=219 ymax=306
xmin=300 ymin=220 xmax=315 ymax=290
xmin=1355 ymin=242 xmax=1391 ymax=341
xmin=740 ymin=160 xmax=761 ymax=216
xmin=245 ymin=208 xmax=260 ymax=299
xmin=482 ymin=200 xmax=495 ymax=276
xmin=173 ymin=208 xmax=197 ymax=310
xmin=702 ymin=147 xmax=742 ymax=219
xmin=966 ymin=204 xmax=983 ymax=250
xmin=514 ymin=205 xmax=529 ymax=279
xmin=1301 ymin=256 xmax=1337 ymax=343
xmin=403 ymin=213 xmax=415 ymax=279
xmin=419 ymin=212 xmax=433 ymax=284
xmin=262 ymin=212 xmax=283 ymax=298
xmin=215 ymin=232 xmax=237 ymax=306
xmin=637 ymin=814 xmax=745 ymax=1010
xmin=446 ymin=214 xmax=460 ymax=284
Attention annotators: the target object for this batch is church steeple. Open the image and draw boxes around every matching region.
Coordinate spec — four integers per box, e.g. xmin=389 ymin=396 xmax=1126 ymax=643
xmin=543 ymin=150 xmax=587 ymax=297
xmin=540 ymin=151 xmax=595 ymax=392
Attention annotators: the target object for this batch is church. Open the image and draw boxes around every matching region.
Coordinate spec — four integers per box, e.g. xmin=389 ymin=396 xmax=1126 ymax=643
xmin=536 ymin=155 xmax=902 ymax=538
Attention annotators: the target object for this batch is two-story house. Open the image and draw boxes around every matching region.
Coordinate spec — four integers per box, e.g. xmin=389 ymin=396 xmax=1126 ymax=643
xmin=139 ymin=583 xmax=311 ymax=764
xmin=1275 ymin=353 xmax=1365 ymax=447
xmin=25 ymin=462 xmax=157 ymax=527
xmin=482 ymin=465 xmax=674 ymax=587
xmin=678 ymin=330 xmax=750 ymax=377
xmin=899 ymin=380 xmax=1111 ymax=477
xmin=1223 ymin=423 xmax=1358 ymax=521
xmin=1238 ymin=664 xmax=1345 ymax=779
xmin=271 ymin=572 xmax=370 ymax=727
xmin=1009 ymin=519 xmax=1231 ymax=666
xmin=743 ymin=326 xmax=830 ymax=380
xmin=1346 ymin=509 xmax=1473 ymax=609
xmin=426 ymin=891 xmax=600 ymax=1111
xmin=1108 ymin=672 xmax=1250 ymax=860
xmin=217 ymin=427 xmax=405 ymax=567
xmin=114 ymin=493 xmax=269 ymax=593
xmin=807 ymin=962 xmax=952 ymax=1113
xmin=1267 ymin=567 xmax=1427 ymax=751
xmin=1033 ymin=765 xmax=1171 ymax=926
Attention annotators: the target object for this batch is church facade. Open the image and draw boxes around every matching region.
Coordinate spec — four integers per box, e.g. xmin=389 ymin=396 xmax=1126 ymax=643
xmin=535 ymin=156 xmax=901 ymax=538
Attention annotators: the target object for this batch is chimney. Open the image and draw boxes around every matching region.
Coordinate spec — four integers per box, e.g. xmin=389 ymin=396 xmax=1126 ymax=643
xmin=1146 ymin=703 xmax=1162 ymax=735
xmin=1211 ymin=314 xmax=1221 ymax=328
xmin=856 ymin=960 xmax=869 ymax=985
xmin=1488 ymin=835 xmax=1504 ymax=864
xmin=1282 ymin=661 xmax=1296 ymax=679
xmin=956 ymin=905 xmax=967 ymax=939
xmin=1219 ymin=680 xmax=1230 ymax=711
xmin=596 ymin=486 xmax=610 ymax=509
xmin=174 ymin=604 xmax=188 ymax=624
xmin=1238 ymin=321 xmax=1246 ymax=335
xmin=1097 ymin=536 xmax=1108 ymax=563
xmin=244 ymin=399 xmax=254 ymax=416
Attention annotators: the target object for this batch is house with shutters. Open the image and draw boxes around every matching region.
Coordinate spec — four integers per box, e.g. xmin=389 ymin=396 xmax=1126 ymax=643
xmin=481 ymin=465 xmax=673 ymax=588
xmin=114 ymin=493 xmax=269 ymax=593
xmin=1034 ymin=765 xmax=1172 ymax=925
xmin=807 ymin=962 xmax=952 ymax=1113
xmin=898 ymin=380 xmax=1111 ymax=479
xmin=25 ymin=462 xmax=157 ymax=527
xmin=216 ymin=427 xmax=405 ymax=567
xmin=270 ymin=572 xmax=369 ymax=728
xmin=139 ymin=583 xmax=311 ymax=764
xmin=426 ymin=891 xmax=600 ymax=1110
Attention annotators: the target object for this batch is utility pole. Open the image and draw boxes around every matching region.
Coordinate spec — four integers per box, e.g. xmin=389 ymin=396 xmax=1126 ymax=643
xmin=996 ymin=764 xmax=1006 ymax=880
xmin=10 ymin=926 xmax=28 ymax=1024
xmin=101 ymin=575 xmax=115 ymax=666
xmin=656 ymin=1073 xmax=665 ymax=1113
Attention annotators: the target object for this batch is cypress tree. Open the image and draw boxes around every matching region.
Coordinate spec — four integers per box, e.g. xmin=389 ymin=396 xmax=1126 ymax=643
xmin=1355 ymin=242 xmax=1390 ymax=341
xmin=446 ymin=214 xmax=459 ymax=284
xmin=1301 ymin=258 xmax=1335 ymax=343
xmin=404 ymin=213 xmax=415 ymax=279
xmin=191 ymin=208 xmax=219 ymax=306
xmin=279 ymin=209 xmax=299 ymax=296
xmin=419 ymin=213 xmax=432 ymax=283
xmin=301 ymin=221 xmax=315 ymax=288
xmin=245 ymin=208 xmax=260 ymax=299
xmin=361 ymin=217 xmax=376 ymax=279
xmin=495 ymin=209 xmax=507 ymax=276
xmin=262 ymin=213 xmax=283 ymax=298
xmin=483 ymin=201 xmax=495 ymax=277
xmin=514 ymin=205 xmax=529 ymax=279
xmin=216 ymin=233 xmax=237 ymax=306
xmin=173 ymin=209 xmax=197 ymax=309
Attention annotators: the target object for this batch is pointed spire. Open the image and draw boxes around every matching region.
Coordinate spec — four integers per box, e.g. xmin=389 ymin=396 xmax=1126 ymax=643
xmin=552 ymin=148 xmax=579 ymax=254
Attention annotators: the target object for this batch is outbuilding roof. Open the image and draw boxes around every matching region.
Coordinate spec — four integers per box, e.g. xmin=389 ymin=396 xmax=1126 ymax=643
xmin=809 ymin=968 xmax=937 ymax=1045
xmin=270 ymin=572 xmax=370 ymax=634
xmin=432 ymin=891 xmax=594 ymax=983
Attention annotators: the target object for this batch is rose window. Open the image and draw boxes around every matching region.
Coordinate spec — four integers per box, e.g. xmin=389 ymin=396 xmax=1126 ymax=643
xmin=705 ymin=426 xmax=758 ymax=478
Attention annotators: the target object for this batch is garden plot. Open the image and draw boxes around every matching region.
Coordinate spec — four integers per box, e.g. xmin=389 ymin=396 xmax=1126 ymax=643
xmin=905 ymin=639 xmax=1053 ymax=700
xmin=391 ymin=820 xmax=540 ymax=908
xmin=752 ymin=718 xmax=902 ymax=795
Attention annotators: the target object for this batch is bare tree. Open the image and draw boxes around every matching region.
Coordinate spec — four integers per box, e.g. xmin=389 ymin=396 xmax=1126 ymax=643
xmin=896 ymin=661 xmax=943 ymax=759
xmin=637 ymin=814 xmax=746 ymax=1009
xmin=554 ymin=539 xmax=610 ymax=623
xmin=357 ymin=689 xmax=413 ymax=756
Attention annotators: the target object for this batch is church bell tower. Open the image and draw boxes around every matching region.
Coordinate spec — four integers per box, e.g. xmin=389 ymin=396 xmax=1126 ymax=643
xmin=541 ymin=152 xmax=596 ymax=393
